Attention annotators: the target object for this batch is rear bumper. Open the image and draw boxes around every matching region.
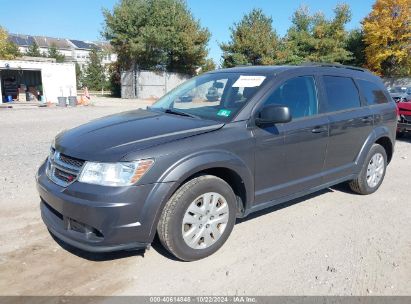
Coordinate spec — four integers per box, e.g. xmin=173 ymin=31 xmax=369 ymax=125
xmin=36 ymin=160 xmax=173 ymax=252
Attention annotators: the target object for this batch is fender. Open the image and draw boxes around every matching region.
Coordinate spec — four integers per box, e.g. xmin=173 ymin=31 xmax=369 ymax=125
xmin=354 ymin=126 xmax=393 ymax=174
xmin=142 ymin=149 xmax=254 ymax=242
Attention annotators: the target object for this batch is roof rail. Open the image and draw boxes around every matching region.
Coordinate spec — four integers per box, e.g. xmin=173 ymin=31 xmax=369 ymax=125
xmin=234 ymin=64 xmax=253 ymax=67
xmin=300 ymin=62 xmax=368 ymax=72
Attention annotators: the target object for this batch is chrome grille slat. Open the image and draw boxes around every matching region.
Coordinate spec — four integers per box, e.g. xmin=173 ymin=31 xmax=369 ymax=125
xmin=47 ymin=149 xmax=85 ymax=187
xmin=53 ymin=157 xmax=82 ymax=174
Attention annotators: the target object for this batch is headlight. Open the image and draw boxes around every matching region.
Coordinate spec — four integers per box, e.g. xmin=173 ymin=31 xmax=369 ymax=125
xmin=78 ymin=159 xmax=154 ymax=186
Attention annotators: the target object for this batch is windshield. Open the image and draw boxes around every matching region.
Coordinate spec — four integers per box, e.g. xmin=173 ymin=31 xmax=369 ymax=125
xmin=151 ymin=72 xmax=271 ymax=122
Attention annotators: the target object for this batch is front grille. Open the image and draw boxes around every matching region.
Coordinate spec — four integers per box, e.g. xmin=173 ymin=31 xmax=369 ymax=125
xmin=46 ymin=149 xmax=84 ymax=187
xmin=54 ymin=167 xmax=76 ymax=183
xmin=59 ymin=154 xmax=84 ymax=168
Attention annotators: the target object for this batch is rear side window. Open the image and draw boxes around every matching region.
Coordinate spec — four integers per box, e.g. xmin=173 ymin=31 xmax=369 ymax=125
xmin=357 ymin=79 xmax=389 ymax=105
xmin=322 ymin=76 xmax=361 ymax=112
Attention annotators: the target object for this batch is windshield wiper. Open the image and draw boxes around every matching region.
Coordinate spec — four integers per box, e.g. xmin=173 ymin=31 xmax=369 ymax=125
xmin=163 ymin=108 xmax=200 ymax=119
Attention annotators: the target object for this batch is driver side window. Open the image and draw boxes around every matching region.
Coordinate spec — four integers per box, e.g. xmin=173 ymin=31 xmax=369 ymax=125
xmin=264 ymin=76 xmax=318 ymax=119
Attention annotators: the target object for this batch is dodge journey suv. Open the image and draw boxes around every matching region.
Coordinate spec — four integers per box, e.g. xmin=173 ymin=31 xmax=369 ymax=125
xmin=36 ymin=64 xmax=397 ymax=261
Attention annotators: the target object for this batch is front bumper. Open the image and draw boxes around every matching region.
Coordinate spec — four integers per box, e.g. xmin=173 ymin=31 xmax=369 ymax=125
xmin=36 ymin=161 xmax=173 ymax=252
xmin=397 ymin=122 xmax=411 ymax=132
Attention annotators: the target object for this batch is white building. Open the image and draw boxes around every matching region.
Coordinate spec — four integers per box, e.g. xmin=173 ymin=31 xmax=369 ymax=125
xmin=0 ymin=59 xmax=76 ymax=104
xmin=9 ymin=34 xmax=117 ymax=70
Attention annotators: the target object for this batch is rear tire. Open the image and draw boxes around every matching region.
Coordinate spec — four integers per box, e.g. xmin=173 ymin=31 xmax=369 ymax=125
xmin=349 ymin=144 xmax=387 ymax=195
xmin=157 ymin=175 xmax=237 ymax=261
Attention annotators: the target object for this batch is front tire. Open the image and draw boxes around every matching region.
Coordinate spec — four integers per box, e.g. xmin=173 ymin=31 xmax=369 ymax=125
xmin=349 ymin=144 xmax=387 ymax=195
xmin=157 ymin=175 xmax=237 ymax=261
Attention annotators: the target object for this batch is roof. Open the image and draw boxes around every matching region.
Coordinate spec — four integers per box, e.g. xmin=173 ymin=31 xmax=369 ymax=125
xmin=8 ymin=33 xmax=108 ymax=51
xmin=33 ymin=36 xmax=72 ymax=49
xmin=213 ymin=63 xmax=372 ymax=77
xmin=211 ymin=65 xmax=297 ymax=74
xmin=8 ymin=34 xmax=36 ymax=47
xmin=69 ymin=40 xmax=98 ymax=50
xmin=93 ymin=41 xmax=113 ymax=52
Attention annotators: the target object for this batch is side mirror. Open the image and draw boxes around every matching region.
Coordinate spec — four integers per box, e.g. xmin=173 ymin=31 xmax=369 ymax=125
xmin=255 ymin=104 xmax=292 ymax=126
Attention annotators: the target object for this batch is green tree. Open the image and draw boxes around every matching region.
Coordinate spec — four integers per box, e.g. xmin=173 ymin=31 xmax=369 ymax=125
xmin=82 ymin=48 xmax=108 ymax=91
xmin=279 ymin=4 xmax=353 ymax=64
xmin=362 ymin=0 xmax=411 ymax=76
xmin=103 ymin=0 xmax=210 ymax=75
xmin=47 ymin=43 xmax=65 ymax=62
xmin=199 ymin=58 xmax=216 ymax=73
xmin=25 ymin=42 xmax=42 ymax=57
xmin=343 ymin=29 xmax=366 ymax=67
xmin=220 ymin=8 xmax=279 ymax=68
xmin=0 ymin=26 xmax=20 ymax=60
xmin=75 ymin=63 xmax=83 ymax=89
xmin=108 ymin=61 xmax=121 ymax=97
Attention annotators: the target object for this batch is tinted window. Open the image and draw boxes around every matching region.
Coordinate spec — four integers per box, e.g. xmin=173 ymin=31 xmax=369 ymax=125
xmin=264 ymin=76 xmax=318 ymax=119
xmin=322 ymin=76 xmax=361 ymax=112
xmin=357 ymin=79 xmax=389 ymax=105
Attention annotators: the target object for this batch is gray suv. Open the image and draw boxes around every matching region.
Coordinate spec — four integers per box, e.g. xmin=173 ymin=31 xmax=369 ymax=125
xmin=36 ymin=64 xmax=397 ymax=261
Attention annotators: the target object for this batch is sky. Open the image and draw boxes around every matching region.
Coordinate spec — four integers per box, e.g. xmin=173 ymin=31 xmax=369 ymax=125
xmin=0 ymin=0 xmax=375 ymax=64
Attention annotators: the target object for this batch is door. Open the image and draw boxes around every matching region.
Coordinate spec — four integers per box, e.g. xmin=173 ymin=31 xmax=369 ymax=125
xmin=320 ymin=75 xmax=374 ymax=182
xmin=253 ymin=75 xmax=329 ymax=205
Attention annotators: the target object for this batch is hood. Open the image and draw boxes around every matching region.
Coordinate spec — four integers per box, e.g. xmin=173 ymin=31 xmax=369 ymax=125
xmin=55 ymin=109 xmax=223 ymax=162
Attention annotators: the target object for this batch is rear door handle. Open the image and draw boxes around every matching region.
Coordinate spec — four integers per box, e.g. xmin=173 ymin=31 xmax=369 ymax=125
xmin=311 ymin=126 xmax=328 ymax=133
xmin=361 ymin=116 xmax=373 ymax=123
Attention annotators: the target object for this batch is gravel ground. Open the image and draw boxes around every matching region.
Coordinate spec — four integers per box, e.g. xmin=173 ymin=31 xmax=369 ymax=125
xmin=0 ymin=98 xmax=410 ymax=296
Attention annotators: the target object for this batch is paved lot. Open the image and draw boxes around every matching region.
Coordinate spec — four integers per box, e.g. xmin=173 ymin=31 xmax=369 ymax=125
xmin=0 ymin=99 xmax=410 ymax=295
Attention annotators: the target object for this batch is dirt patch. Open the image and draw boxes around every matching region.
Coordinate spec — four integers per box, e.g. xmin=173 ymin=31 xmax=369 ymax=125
xmin=0 ymin=99 xmax=410 ymax=295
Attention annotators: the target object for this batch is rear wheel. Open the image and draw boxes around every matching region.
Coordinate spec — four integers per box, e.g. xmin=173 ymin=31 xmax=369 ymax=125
xmin=157 ymin=175 xmax=237 ymax=261
xmin=349 ymin=144 xmax=387 ymax=195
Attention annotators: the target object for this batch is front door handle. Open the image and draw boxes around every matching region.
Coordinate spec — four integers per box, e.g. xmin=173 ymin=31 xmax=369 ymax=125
xmin=311 ymin=126 xmax=328 ymax=133
xmin=361 ymin=116 xmax=373 ymax=123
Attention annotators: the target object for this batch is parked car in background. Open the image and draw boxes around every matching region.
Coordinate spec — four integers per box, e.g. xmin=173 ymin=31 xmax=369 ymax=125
xmin=397 ymin=101 xmax=411 ymax=136
xmin=36 ymin=64 xmax=397 ymax=261
xmin=389 ymin=86 xmax=411 ymax=103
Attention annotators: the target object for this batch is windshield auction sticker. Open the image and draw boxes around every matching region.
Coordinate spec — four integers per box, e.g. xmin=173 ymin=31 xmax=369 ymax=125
xmin=233 ymin=75 xmax=266 ymax=88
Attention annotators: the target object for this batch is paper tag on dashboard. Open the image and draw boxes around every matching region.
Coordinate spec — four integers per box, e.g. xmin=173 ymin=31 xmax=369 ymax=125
xmin=232 ymin=75 xmax=266 ymax=88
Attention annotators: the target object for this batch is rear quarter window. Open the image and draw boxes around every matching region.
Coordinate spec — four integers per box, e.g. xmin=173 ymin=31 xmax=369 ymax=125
xmin=322 ymin=76 xmax=361 ymax=113
xmin=357 ymin=79 xmax=389 ymax=105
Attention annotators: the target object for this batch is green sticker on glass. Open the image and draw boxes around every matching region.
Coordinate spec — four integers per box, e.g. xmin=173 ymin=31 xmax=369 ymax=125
xmin=217 ymin=109 xmax=232 ymax=117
